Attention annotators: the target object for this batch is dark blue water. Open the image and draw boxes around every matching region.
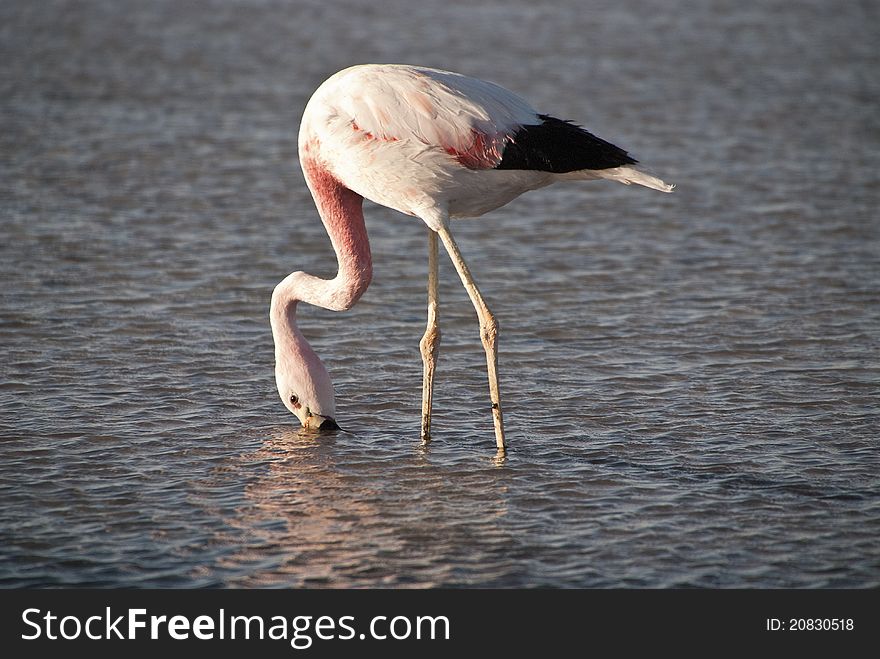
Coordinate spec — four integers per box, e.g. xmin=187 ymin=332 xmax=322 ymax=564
xmin=1 ymin=0 xmax=878 ymax=587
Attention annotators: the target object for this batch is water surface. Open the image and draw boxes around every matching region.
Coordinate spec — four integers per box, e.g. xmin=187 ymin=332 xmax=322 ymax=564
xmin=1 ymin=0 xmax=878 ymax=587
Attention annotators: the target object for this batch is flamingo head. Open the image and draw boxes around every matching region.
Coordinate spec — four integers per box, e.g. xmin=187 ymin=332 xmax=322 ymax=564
xmin=270 ymin=274 xmax=341 ymax=432
xmin=274 ymin=348 xmax=339 ymax=432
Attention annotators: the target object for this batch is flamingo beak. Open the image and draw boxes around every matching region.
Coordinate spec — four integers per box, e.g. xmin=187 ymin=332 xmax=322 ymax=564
xmin=303 ymin=413 xmax=339 ymax=432
xmin=317 ymin=416 xmax=340 ymax=431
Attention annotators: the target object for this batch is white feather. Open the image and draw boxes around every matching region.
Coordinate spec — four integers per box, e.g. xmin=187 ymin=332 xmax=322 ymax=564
xmin=298 ymin=64 xmax=673 ymax=224
xmin=559 ymin=165 xmax=675 ymax=192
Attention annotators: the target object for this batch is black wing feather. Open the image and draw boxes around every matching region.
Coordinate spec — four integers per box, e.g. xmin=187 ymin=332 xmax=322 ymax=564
xmin=496 ymin=114 xmax=637 ymax=173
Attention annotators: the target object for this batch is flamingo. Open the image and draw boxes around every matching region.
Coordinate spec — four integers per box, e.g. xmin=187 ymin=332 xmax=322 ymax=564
xmin=270 ymin=64 xmax=673 ymax=450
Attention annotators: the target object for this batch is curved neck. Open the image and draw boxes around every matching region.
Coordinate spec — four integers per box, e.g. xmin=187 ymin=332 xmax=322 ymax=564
xmin=301 ymin=159 xmax=372 ymax=306
xmin=270 ymin=159 xmax=372 ymax=350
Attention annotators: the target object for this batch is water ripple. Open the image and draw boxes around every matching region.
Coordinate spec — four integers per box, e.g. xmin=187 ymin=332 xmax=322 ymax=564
xmin=1 ymin=0 xmax=879 ymax=588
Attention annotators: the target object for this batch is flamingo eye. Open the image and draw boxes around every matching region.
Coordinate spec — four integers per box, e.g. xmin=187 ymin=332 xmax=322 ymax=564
xmin=289 ymin=394 xmax=299 ymax=405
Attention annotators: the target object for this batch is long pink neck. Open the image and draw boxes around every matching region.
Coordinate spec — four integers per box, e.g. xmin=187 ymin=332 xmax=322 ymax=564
xmin=270 ymin=160 xmax=372 ymax=356
xmin=301 ymin=160 xmax=372 ymax=307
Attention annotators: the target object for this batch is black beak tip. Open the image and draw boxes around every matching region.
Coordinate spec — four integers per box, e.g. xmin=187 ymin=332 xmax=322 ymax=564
xmin=317 ymin=417 xmax=340 ymax=432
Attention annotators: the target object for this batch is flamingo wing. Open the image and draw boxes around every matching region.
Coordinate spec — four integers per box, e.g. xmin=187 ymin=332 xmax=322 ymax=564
xmin=325 ymin=65 xmax=540 ymax=170
xmin=299 ymin=64 xmax=667 ymax=217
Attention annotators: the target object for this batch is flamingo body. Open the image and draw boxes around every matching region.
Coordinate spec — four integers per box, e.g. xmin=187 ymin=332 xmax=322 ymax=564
xmin=274 ymin=64 xmax=673 ymax=445
xmin=298 ymin=64 xmax=670 ymax=226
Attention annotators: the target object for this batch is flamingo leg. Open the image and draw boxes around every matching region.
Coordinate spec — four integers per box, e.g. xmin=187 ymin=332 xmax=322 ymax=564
xmin=436 ymin=225 xmax=506 ymax=450
xmin=420 ymin=228 xmax=441 ymax=442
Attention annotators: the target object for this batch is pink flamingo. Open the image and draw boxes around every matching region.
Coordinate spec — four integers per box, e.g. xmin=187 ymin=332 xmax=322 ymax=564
xmin=270 ymin=64 xmax=673 ymax=450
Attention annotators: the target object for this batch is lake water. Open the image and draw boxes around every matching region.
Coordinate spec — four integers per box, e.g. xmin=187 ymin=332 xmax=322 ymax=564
xmin=1 ymin=0 xmax=878 ymax=587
